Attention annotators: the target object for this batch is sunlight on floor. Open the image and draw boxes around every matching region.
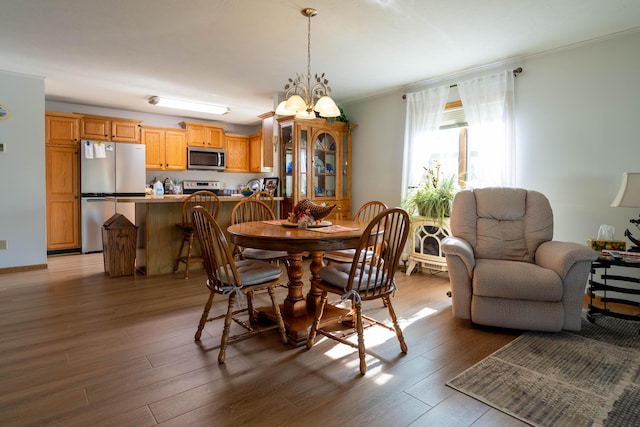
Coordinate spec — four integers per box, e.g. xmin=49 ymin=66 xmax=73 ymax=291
xmin=322 ymin=304 xmax=441 ymax=361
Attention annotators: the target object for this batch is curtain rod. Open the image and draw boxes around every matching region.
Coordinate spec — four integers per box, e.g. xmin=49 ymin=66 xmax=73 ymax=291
xmin=401 ymin=67 xmax=522 ymax=100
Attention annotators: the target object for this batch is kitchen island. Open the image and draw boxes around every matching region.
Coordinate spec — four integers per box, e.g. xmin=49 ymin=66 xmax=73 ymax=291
xmin=108 ymin=195 xmax=283 ymax=276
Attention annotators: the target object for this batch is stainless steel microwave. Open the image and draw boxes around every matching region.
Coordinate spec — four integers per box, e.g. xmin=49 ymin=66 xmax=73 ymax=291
xmin=187 ymin=147 xmax=226 ymax=171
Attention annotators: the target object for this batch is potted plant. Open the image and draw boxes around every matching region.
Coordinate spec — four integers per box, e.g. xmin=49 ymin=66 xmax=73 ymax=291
xmin=402 ymin=161 xmax=457 ymax=225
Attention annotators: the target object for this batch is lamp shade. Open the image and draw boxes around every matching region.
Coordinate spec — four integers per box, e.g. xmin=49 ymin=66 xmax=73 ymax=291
xmin=275 ymin=101 xmax=295 ymax=116
xmin=295 ymin=110 xmax=316 ymax=120
xmin=611 ymin=172 xmax=640 ymax=207
xmin=284 ymin=95 xmax=307 ymax=113
xmin=314 ymin=96 xmax=340 ymax=117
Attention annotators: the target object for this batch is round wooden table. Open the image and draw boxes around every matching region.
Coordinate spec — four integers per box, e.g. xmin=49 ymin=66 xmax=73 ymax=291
xmin=227 ymin=219 xmax=365 ymax=345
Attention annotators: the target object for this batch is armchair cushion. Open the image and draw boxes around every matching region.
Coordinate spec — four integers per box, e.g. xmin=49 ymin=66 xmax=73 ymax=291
xmin=473 ymin=259 xmax=562 ymax=302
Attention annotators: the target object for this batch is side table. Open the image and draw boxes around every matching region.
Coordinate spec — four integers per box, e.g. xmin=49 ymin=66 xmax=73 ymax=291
xmin=588 ymin=257 xmax=640 ymax=324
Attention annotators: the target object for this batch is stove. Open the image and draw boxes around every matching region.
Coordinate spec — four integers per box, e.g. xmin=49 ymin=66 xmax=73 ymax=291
xmin=181 ymin=180 xmax=221 ymax=194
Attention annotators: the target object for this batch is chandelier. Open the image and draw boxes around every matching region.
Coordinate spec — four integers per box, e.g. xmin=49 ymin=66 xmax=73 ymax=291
xmin=275 ymin=8 xmax=340 ymax=119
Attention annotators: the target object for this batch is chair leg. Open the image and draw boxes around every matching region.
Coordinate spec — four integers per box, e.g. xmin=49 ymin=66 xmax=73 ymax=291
xmin=355 ymin=301 xmax=367 ymax=375
xmin=184 ymin=232 xmax=195 ymax=279
xmin=267 ymin=286 xmax=288 ymax=344
xmin=174 ymin=233 xmax=187 ymax=273
xmin=247 ymin=290 xmax=255 ymax=324
xmin=306 ymin=290 xmax=328 ymax=349
xmin=384 ymin=295 xmax=408 ymax=353
xmin=219 ymin=293 xmax=236 ymax=364
xmin=195 ymin=291 xmax=215 ymax=341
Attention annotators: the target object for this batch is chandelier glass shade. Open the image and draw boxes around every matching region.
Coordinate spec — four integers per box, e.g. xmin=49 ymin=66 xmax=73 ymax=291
xmin=275 ymin=8 xmax=340 ymax=119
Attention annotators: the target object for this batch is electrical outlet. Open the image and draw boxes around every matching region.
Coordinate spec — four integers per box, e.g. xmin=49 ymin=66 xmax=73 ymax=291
xmin=0 ymin=240 xmax=7 ymax=250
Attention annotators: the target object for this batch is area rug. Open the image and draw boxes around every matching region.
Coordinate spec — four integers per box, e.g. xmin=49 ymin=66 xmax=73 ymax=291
xmin=446 ymin=314 xmax=639 ymax=427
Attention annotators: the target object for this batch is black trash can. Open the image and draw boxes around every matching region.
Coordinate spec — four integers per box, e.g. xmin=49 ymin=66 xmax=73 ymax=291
xmin=102 ymin=213 xmax=138 ymax=277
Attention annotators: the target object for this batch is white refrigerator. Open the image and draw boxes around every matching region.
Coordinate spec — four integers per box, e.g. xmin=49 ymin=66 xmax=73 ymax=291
xmin=80 ymin=141 xmax=146 ymax=253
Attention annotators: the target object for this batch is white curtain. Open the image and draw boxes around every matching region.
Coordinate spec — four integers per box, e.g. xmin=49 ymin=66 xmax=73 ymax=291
xmin=401 ymin=85 xmax=450 ymax=198
xmin=457 ymin=69 xmax=515 ymax=187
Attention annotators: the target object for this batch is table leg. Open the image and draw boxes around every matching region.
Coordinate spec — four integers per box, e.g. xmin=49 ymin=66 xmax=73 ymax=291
xmin=306 ymin=250 xmax=325 ymax=313
xmin=283 ymin=252 xmax=307 ymax=318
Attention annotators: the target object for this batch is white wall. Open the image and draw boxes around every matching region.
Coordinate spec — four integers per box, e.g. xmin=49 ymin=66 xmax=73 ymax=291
xmin=0 ymin=71 xmax=46 ymax=269
xmin=344 ymin=29 xmax=640 ymax=245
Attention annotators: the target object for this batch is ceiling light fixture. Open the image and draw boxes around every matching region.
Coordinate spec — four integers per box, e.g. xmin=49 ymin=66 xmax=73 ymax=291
xmin=275 ymin=8 xmax=340 ymax=119
xmin=148 ymin=96 xmax=229 ymax=115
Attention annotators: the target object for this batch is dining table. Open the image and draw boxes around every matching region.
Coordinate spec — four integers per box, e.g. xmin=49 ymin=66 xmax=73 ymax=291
xmin=227 ymin=218 xmax=366 ymax=345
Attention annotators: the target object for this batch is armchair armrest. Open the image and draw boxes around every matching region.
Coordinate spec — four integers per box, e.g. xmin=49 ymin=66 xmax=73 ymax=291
xmin=442 ymin=236 xmax=475 ymax=277
xmin=535 ymin=241 xmax=599 ymax=279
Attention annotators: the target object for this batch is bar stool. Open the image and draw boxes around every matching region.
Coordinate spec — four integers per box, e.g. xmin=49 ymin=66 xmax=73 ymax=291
xmin=248 ymin=191 xmax=275 ymax=210
xmin=174 ymin=191 xmax=220 ymax=278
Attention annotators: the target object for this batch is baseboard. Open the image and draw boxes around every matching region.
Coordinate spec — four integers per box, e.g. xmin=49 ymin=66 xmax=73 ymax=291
xmin=0 ymin=263 xmax=48 ymax=274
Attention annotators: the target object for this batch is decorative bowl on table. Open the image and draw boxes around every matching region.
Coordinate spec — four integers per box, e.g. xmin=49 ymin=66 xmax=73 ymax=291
xmin=287 ymin=199 xmax=336 ymax=227
xmin=241 ymin=189 xmax=254 ymax=197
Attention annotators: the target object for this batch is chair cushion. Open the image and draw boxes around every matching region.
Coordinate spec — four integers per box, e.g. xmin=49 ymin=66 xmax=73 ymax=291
xmin=219 ymin=259 xmax=281 ymax=286
xmin=324 ymin=248 xmax=356 ymax=263
xmin=318 ymin=263 xmax=386 ymax=292
xmin=473 ymin=259 xmax=563 ymax=302
xmin=453 ymin=188 xmax=553 ymax=263
xmin=241 ymin=248 xmax=288 ymax=260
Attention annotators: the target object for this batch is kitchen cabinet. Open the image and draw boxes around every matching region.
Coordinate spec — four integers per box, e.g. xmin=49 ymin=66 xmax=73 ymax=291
xmin=180 ymin=121 xmax=225 ymax=148
xmin=249 ymin=132 xmax=262 ymax=172
xmin=141 ymin=126 xmax=187 ymax=170
xmin=278 ymin=117 xmax=355 ymax=220
xmin=45 ymin=112 xmax=82 ymax=252
xmin=46 ymin=145 xmax=80 ymax=252
xmin=45 ymin=112 xmax=82 ymax=146
xmin=79 ymin=114 xmax=142 ymax=143
xmin=225 ymin=134 xmax=250 ymax=172
xmin=251 ymin=111 xmax=275 ymax=173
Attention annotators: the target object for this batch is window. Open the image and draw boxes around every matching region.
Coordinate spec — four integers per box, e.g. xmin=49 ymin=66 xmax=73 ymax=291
xmin=404 ymin=70 xmax=515 ymax=195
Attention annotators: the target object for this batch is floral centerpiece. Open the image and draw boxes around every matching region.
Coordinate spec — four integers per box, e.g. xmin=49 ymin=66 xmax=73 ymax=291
xmin=402 ymin=161 xmax=457 ymax=225
xmin=288 ymin=199 xmax=336 ymax=228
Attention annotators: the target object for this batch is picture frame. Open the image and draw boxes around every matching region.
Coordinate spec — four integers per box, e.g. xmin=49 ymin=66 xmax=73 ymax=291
xmin=262 ymin=177 xmax=279 ymax=197
xmin=0 ymin=104 xmax=10 ymax=120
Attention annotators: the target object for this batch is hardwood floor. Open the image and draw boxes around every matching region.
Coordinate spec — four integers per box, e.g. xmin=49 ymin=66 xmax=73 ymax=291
xmin=0 ymin=254 xmax=526 ymax=427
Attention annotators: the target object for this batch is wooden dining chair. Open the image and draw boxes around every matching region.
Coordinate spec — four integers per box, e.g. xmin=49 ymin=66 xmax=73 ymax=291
xmin=306 ymin=207 xmax=410 ymax=375
xmin=323 ymin=201 xmax=388 ymax=264
xmin=191 ymin=206 xmax=288 ymax=363
xmin=230 ymin=199 xmax=289 ymax=264
xmin=174 ymin=190 xmax=220 ymax=278
xmin=248 ymin=191 xmax=275 ymax=210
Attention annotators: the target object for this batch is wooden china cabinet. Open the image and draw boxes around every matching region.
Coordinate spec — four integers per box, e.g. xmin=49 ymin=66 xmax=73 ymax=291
xmin=278 ymin=117 xmax=355 ymax=220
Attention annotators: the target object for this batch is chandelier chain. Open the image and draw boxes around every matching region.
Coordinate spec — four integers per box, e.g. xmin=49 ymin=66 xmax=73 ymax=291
xmin=307 ymin=12 xmax=312 ymax=83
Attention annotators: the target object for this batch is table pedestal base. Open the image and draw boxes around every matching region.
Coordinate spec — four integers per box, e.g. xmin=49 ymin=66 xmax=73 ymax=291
xmin=257 ymin=304 xmax=348 ymax=347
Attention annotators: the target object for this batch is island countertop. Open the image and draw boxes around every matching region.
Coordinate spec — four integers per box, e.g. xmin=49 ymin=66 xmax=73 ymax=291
xmin=107 ymin=195 xmax=283 ymax=203
xmin=116 ymin=194 xmax=284 ymax=276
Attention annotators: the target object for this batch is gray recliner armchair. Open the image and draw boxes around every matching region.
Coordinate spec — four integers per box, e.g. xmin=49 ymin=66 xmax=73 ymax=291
xmin=441 ymin=187 xmax=598 ymax=331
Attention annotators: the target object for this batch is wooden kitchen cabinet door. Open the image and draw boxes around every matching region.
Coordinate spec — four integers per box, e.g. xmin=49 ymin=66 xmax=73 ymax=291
xmin=45 ymin=113 xmax=81 ymax=146
xmin=141 ymin=127 xmax=165 ymax=169
xmin=225 ymin=134 xmax=250 ymax=172
xmin=164 ymin=129 xmax=186 ymax=170
xmin=46 ymin=145 xmax=80 ymax=251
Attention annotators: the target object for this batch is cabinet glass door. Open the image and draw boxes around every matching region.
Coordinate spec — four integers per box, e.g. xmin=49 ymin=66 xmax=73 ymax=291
xmin=298 ymin=129 xmax=307 ymax=199
xmin=341 ymin=134 xmax=348 ymax=197
xmin=313 ymin=132 xmax=336 ymax=198
xmin=282 ymin=125 xmax=293 ymax=197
